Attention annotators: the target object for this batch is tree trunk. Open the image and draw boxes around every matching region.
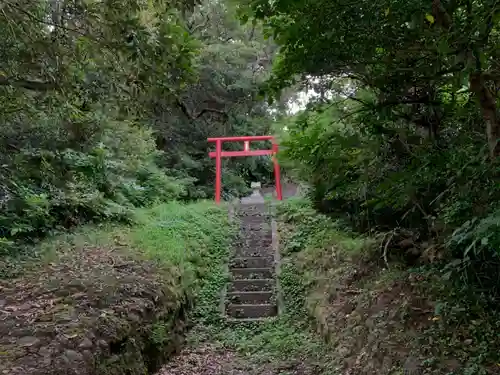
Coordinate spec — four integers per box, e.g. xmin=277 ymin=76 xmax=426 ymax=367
xmin=469 ymin=72 xmax=500 ymax=159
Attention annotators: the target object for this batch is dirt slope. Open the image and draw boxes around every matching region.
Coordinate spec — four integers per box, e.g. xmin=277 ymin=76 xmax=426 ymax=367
xmin=0 ymin=244 xmax=187 ymax=375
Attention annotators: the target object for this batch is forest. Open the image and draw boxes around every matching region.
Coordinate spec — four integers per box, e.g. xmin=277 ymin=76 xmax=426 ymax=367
xmin=1 ymin=0 xmax=500 ymax=374
xmin=0 ymin=0 xmax=286 ymax=249
xmin=262 ymin=0 xmax=500 ymax=302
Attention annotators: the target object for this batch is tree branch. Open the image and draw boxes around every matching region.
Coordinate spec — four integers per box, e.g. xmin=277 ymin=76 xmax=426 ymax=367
xmin=0 ymin=77 xmax=56 ymax=91
xmin=187 ymin=12 xmax=210 ymax=35
xmin=6 ymin=2 xmax=90 ymax=38
xmin=176 ymin=98 xmax=228 ymax=120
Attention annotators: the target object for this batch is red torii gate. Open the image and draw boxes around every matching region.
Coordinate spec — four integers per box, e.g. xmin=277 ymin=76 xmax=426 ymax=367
xmin=207 ymin=135 xmax=283 ymax=204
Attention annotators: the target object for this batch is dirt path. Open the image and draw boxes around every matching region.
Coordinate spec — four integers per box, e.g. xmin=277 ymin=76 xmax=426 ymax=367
xmin=156 ymin=343 xmax=317 ymax=375
xmin=262 ymin=182 xmax=300 ymax=200
xmin=157 ymin=345 xmax=274 ymax=375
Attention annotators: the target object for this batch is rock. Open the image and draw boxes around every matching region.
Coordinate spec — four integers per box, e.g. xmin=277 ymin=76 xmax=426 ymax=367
xmin=38 ymin=346 xmax=53 ymax=366
xmin=63 ymin=349 xmax=84 ymax=363
xmin=56 ymin=334 xmax=69 ymax=346
xmin=97 ymin=340 xmax=108 ymax=349
xmin=56 ymin=313 xmax=74 ymax=323
xmin=38 ymin=346 xmax=52 ymax=356
xmin=337 ymin=345 xmax=351 ymax=358
xmin=82 ymin=350 xmax=93 ymax=362
xmin=35 ymin=326 xmax=55 ymax=336
xmin=403 ymin=356 xmax=421 ymax=375
xmin=18 ymin=336 xmax=40 ymax=347
xmin=78 ymin=338 xmax=93 ymax=350
xmin=71 ymin=292 xmax=86 ymax=300
xmin=128 ymin=313 xmax=141 ymax=323
xmin=17 ymin=303 xmax=31 ymax=311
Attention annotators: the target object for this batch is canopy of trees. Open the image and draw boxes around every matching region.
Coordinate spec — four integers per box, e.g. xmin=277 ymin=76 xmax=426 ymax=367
xmin=244 ymin=0 xmax=500 ymax=300
xmin=0 ymin=0 xmax=282 ymax=248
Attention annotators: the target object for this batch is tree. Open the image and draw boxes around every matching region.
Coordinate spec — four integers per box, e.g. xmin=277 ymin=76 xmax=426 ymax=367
xmin=241 ymin=0 xmax=500 ymax=158
xmin=0 ymin=0 xmax=282 ymax=245
xmin=150 ymin=0 xmax=280 ymax=198
xmin=0 ymin=0 xmax=201 ymax=243
xmin=251 ymin=0 xmax=500 ymax=302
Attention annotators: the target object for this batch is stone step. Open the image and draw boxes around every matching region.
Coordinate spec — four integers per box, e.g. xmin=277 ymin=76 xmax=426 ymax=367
xmin=226 ymin=317 xmax=274 ymax=325
xmin=240 ymin=216 xmax=270 ymax=222
xmin=239 ymin=223 xmax=270 ymax=229
xmin=228 ymin=278 xmax=274 ymax=292
xmin=230 ymin=267 xmax=273 ymax=280
xmin=233 ymin=238 xmax=273 ymax=248
xmin=227 ymin=303 xmax=277 ymax=319
xmin=240 ymin=224 xmax=271 ymax=231
xmin=230 ymin=257 xmax=274 ymax=269
xmin=233 ymin=249 xmax=272 ymax=258
xmin=227 ymin=291 xmax=273 ymax=304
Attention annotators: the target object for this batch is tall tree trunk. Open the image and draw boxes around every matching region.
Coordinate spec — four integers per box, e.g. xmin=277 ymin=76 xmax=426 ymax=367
xmin=469 ymin=72 xmax=500 ymax=159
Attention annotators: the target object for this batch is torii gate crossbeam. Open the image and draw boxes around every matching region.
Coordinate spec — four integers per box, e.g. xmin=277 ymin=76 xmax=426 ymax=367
xmin=207 ymin=135 xmax=283 ymax=204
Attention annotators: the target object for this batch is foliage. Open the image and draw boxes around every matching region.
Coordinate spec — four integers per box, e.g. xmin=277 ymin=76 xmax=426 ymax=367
xmin=0 ymin=0 xmax=198 ymax=243
xmin=276 ymin=197 xmax=500 ymax=374
xmin=240 ymin=0 xmax=500 ymax=302
xmin=243 ymin=0 xmax=500 ymax=157
xmin=277 ymin=94 xmax=500 ymax=298
xmin=149 ymin=0 xmax=282 ymax=199
xmin=0 ymin=0 xmax=282 ymax=248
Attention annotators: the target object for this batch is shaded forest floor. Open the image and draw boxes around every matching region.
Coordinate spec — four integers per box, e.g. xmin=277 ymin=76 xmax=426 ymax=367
xmin=275 ymin=197 xmax=500 ymax=375
xmin=2 ymin=191 xmax=499 ymax=375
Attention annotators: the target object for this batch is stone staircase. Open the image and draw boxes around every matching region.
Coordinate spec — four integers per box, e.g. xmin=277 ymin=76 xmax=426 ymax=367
xmin=223 ymin=200 xmax=280 ymax=322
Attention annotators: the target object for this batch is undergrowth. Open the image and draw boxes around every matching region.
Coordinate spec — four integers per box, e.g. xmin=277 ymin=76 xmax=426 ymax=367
xmin=1 ymin=200 xmax=233 ymax=305
xmin=0 ymin=200 xmax=235 ymax=375
xmin=186 ymin=199 xmax=337 ymax=374
xmin=130 ymin=201 xmax=233 ymax=297
xmin=275 ymin=197 xmax=500 ymax=375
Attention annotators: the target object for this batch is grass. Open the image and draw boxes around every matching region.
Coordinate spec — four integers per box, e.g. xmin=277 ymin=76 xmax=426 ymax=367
xmin=1 ymin=201 xmax=229 ymax=280
xmin=50 ymin=201 xmax=232 ymax=272
xmin=188 ymin=313 xmax=336 ymax=374
xmin=130 ymin=201 xmax=234 ymax=293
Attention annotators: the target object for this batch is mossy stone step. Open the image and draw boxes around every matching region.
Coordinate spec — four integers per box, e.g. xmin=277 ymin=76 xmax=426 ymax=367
xmin=228 ymin=279 xmax=274 ymax=292
xmin=233 ymin=249 xmax=273 ymax=258
xmin=230 ymin=257 xmax=274 ymax=269
xmin=226 ymin=291 xmax=274 ymax=304
xmin=230 ymin=267 xmax=273 ymax=280
xmin=227 ymin=303 xmax=277 ymax=319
